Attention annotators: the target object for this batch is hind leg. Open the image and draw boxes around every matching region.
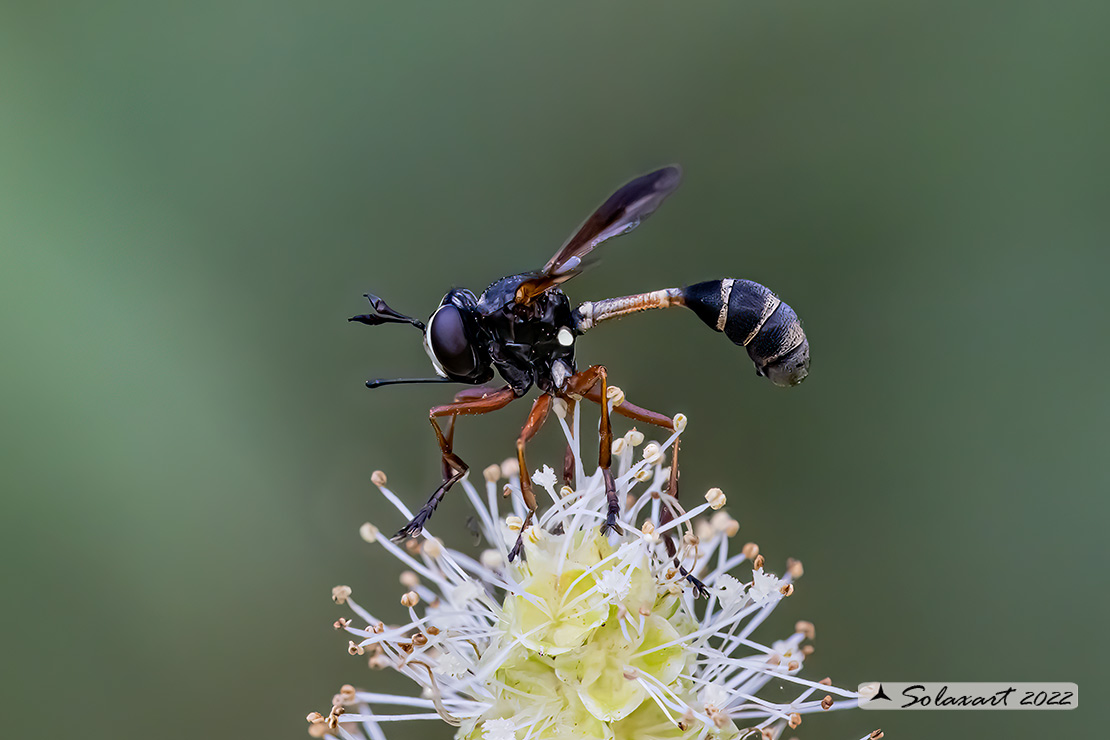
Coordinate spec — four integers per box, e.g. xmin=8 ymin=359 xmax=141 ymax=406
xmin=573 ymin=377 xmax=706 ymax=596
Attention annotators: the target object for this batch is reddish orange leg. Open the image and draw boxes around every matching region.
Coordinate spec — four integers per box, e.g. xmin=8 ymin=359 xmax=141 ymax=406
xmin=578 ymin=381 xmax=707 ymax=597
xmin=565 ymin=365 xmax=625 ymax=535
xmin=561 ymin=398 xmax=577 ymax=486
xmin=393 ymin=386 xmax=517 ymax=541
xmin=507 ymin=395 xmax=553 ymax=562
xmin=580 ymin=386 xmax=680 ymax=497
xmin=440 ymin=386 xmax=505 ymax=479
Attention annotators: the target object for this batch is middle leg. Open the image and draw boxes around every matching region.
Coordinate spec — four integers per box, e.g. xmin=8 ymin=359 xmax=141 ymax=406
xmin=507 ymin=394 xmax=553 ymax=561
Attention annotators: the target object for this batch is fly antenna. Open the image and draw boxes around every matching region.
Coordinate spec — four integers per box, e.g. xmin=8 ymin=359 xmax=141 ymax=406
xmin=349 ymin=293 xmax=426 ymax=331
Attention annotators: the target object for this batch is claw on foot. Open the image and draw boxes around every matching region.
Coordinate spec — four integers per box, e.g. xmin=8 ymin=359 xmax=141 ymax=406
xmin=508 ymin=534 xmax=526 ymax=562
xmin=600 ymin=514 xmax=625 ymax=537
xmin=392 ymin=508 xmax=432 ymax=542
xmin=681 ymin=567 xmax=709 ymax=598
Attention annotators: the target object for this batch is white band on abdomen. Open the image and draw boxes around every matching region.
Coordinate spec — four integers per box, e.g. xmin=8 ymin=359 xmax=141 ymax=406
xmin=716 ymin=279 xmax=734 ymax=331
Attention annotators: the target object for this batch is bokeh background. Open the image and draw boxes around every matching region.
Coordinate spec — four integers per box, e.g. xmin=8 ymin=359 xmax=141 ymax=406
xmin=2 ymin=2 xmax=1106 ymax=739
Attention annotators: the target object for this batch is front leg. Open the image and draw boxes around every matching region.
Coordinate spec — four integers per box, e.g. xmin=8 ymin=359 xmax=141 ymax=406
xmin=393 ymin=386 xmax=517 ymax=540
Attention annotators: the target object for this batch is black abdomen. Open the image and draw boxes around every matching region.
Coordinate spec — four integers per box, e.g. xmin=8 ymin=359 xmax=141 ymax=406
xmin=683 ymin=279 xmax=809 ymax=387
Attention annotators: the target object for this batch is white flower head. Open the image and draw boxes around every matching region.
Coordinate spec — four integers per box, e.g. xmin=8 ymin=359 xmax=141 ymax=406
xmin=750 ymin=566 xmax=784 ymax=606
xmin=715 ymin=572 xmax=748 ymax=612
xmin=596 ymin=564 xmax=634 ymax=601
xmin=530 ymin=464 xmax=558 ymax=493
xmin=481 ymin=717 xmax=516 ymax=740
xmin=311 ymin=406 xmax=870 ymax=740
xmin=437 ymin=652 xmax=469 ymax=679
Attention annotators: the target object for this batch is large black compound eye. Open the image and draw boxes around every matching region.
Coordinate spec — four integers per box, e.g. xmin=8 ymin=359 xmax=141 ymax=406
xmin=425 ymin=304 xmax=479 ymax=378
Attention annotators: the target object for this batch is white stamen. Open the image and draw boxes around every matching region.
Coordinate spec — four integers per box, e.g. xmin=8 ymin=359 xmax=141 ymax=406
xmin=314 ymin=405 xmax=863 ymax=740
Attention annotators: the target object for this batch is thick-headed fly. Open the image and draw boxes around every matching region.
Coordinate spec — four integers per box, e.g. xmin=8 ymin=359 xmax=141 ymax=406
xmin=350 ymin=166 xmax=809 ymax=563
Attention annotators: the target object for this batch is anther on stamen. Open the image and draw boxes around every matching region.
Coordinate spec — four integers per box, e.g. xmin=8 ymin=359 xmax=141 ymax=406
xmin=642 ymin=442 xmax=663 ymax=465
xmin=339 ymin=684 xmax=357 ymax=704
xmin=371 ymin=470 xmax=387 ymax=487
xmin=359 ymin=522 xmax=379 ymax=542
xmin=502 ymin=483 xmax=513 ymax=498
xmin=788 ymin=713 xmax=802 ymax=729
xmin=480 ymin=549 xmax=502 ymax=569
xmin=871 ymin=730 xmax=885 ymax=739
xmin=325 ymin=705 xmax=344 ymax=730
xmin=333 ymin=617 xmax=350 ymax=630
xmin=400 ymin=591 xmax=420 ymax=608
xmin=787 ymin=557 xmax=804 ymax=578
xmin=483 ymin=464 xmax=502 ymax=482
xmin=742 ymin=542 xmax=760 ymax=560
xmin=626 ymin=429 xmax=644 ymax=446
xmin=822 ymin=695 xmax=834 ymax=710
xmin=705 ymin=704 xmax=729 ymax=729
xmin=332 ymin=585 xmax=352 ymax=605
xmin=551 ymin=397 xmax=568 ymax=419
xmin=753 ymin=554 xmax=765 ymax=570
xmin=672 ymin=413 xmax=687 ymax=432
xmin=705 ymin=487 xmax=726 ymax=510
xmin=780 ymin=583 xmax=794 ymax=597
xmin=633 ymin=468 xmax=652 ymax=482
xmin=710 ymin=511 xmax=740 ymax=537
xmin=400 ymin=571 xmax=420 ymax=589
xmin=611 ymin=437 xmax=626 ymax=456
xmin=348 ymin=641 xmax=364 ymax=656
xmin=500 ymin=458 xmax=520 ymax=478
xmin=795 ymin=620 xmax=816 ymax=639
xmin=423 ymin=537 xmax=443 ymax=558
xmin=606 ymin=385 xmax=625 ymax=406
xmin=505 ymin=516 xmax=523 ymax=531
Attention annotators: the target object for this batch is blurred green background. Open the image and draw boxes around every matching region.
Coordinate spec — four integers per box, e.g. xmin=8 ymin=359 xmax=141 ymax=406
xmin=1 ymin=2 xmax=1105 ymax=739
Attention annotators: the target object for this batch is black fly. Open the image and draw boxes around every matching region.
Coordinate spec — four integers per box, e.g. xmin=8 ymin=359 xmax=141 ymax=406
xmin=351 ymin=166 xmax=808 ymax=568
